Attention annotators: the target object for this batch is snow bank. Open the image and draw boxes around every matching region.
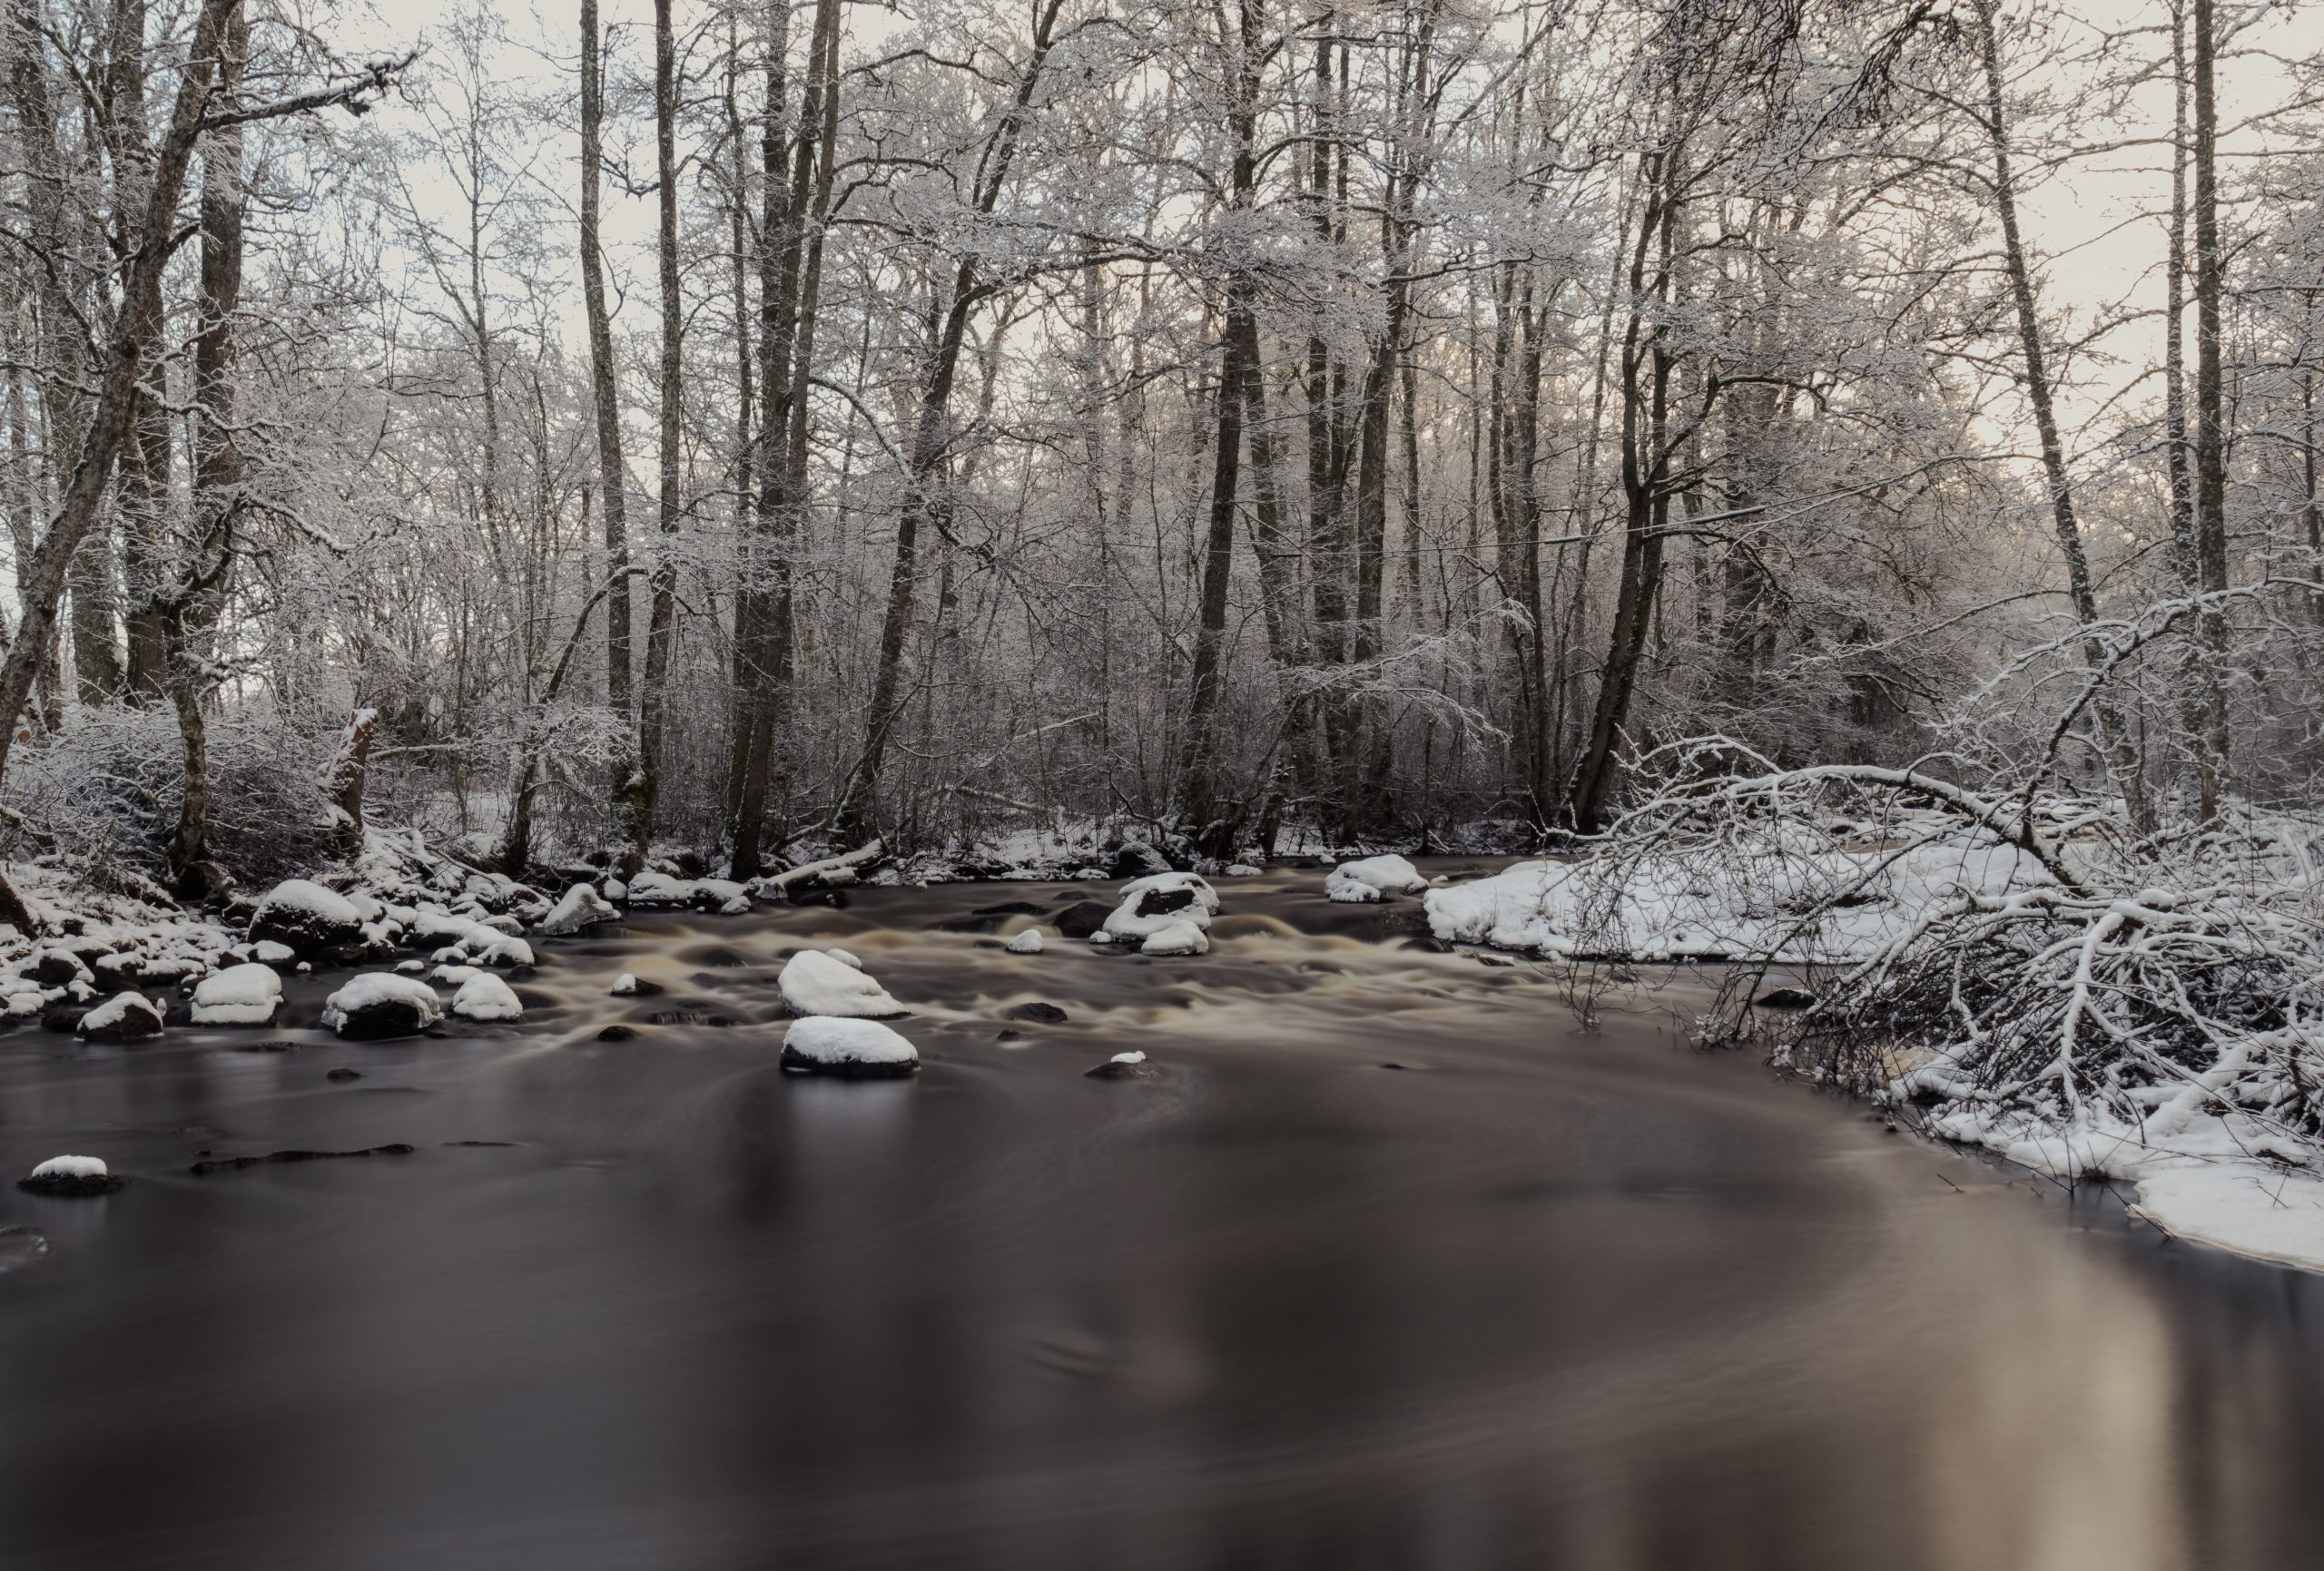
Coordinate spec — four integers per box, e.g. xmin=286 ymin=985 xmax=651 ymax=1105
xmin=780 ymin=1016 xmax=918 ymax=1076
xmin=1098 ymin=871 xmax=1220 ymax=943
xmin=1424 ymin=840 xmax=2052 ymax=963
xmin=450 ymin=971 xmax=522 ymax=1022
xmin=1325 ymin=854 xmax=1429 ymax=903
xmin=778 ymin=948 xmax=903 ymax=1017
xmin=190 ymin=962 xmax=284 ymax=1026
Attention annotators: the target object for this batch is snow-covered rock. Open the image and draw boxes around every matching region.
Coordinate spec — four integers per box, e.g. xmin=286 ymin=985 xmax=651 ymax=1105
xmin=76 ymin=992 xmax=162 ymax=1043
xmin=1006 ymin=928 xmax=1044 ymax=955
xmin=825 ymin=948 xmax=862 ymax=970
xmin=251 ymin=939 xmax=298 ymax=968
xmin=1225 ymin=863 xmax=1263 ymax=877
xmin=1087 ymin=1049 xmax=1162 ymax=1081
xmin=1098 ymin=871 xmax=1220 ymax=943
xmin=450 ymin=971 xmax=522 ymax=1022
xmin=1141 ymin=920 xmax=1210 ymax=957
xmin=537 ymin=881 xmax=619 ymax=937
xmin=779 ymin=1016 xmax=918 ymax=1077
xmin=778 ymin=949 xmax=903 ymax=1017
xmin=191 ymin=963 xmax=282 ymax=1026
xmin=17 ymin=1154 xmax=123 ymax=1196
xmin=623 ymin=872 xmax=694 ymax=906
xmin=468 ymin=934 xmax=535 ymax=968
xmin=249 ymin=879 xmax=367 ymax=955
xmin=431 ymin=963 xmax=480 ymax=985
xmin=1325 ymin=854 xmax=1429 ymax=903
xmin=320 ymin=973 xmax=444 ymax=1039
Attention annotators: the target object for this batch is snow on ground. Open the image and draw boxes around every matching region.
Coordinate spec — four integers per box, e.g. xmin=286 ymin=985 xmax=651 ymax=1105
xmin=190 ymin=963 xmax=282 ymax=1025
xmin=1423 ymin=839 xmax=2052 ymax=962
xmin=1922 ymin=1104 xmax=2324 ymax=1272
xmin=1325 ymin=854 xmax=1431 ymax=903
xmin=780 ymin=1016 xmax=918 ymax=1075
xmin=779 ymin=948 xmax=904 ymax=1017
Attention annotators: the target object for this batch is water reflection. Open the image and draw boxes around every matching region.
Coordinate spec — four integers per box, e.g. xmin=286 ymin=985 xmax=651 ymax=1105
xmin=0 ymin=866 xmax=2314 ymax=1569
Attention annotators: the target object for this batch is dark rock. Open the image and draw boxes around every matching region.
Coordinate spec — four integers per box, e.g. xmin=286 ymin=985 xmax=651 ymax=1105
xmin=1003 ymin=1002 xmax=1069 ymax=1026
xmin=697 ymin=948 xmax=748 ymax=967
xmin=612 ymin=977 xmax=665 ymax=997
xmin=90 ymin=953 xmax=144 ymax=992
xmin=443 ymin=1140 xmax=517 ymax=1147
xmin=30 ymin=950 xmax=85 ymax=987
xmin=1400 ymin=936 xmax=1452 ymax=953
xmin=330 ymin=996 xmax=436 ymax=1042
xmin=647 ymin=1010 xmax=738 ymax=1027
xmin=996 ymin=1028 xmax=1026 ymax=1042
xmin=937 ymin=914 xmax=1006 ymax=934
xmin=1477 ymin=956 xmax=1513 ymax=968
xmin=1128 ymin=885 xmax=1196 ymax=919
xmin=1380 ymin=1062 xmax=1410 ymax=1071
xmin=1109 ymin=843 xmax=1173 ymax=879
xmin=596 ymin=1025 xmax=639 ymax=1041
xmin=1757 ymin=987 xmax=1819 ymax=1010
xmin=973 ymin=900 xmax=1044 ymax=917
xmin=1085 ymin=1056 xmax=1163 ymax=1081
xmin=1054 ymin=900 xmax=1115 ymax=939
xmin=0 ymin=1225 xmax=50 ymax=1270
xmin=172 ymin=859 xmax=235 ymax=904
xmin=247 ymin=881 xmax=366 ymax=957
xmin=15 ymin=1169 xmax=125 ymax=1197
xmin=162 ymin=999 xmax=192 ymax=1027
xmin=326 ymin=1067 xmax=364 ymax=1082
xmin=789 ymin=887 xmax=851 ymax=909
xmin=40 ymin=1006 xmax=87 ymax=1035
xmin=777 ymin=1044 xmax=917 ymax=1078
xmin=79 ymin=996 xmax=164 ymax=1044
xmin=506 ymin=965 xmax=537 ymax=982
xmin=189 ymin=1144 xmax=417 ymax=1176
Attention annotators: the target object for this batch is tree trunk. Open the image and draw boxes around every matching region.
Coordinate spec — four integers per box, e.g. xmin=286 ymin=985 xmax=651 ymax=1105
xmin=632 ymin=0 xmax=684 ymax=862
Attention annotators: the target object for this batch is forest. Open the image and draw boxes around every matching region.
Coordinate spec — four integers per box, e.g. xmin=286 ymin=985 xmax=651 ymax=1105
xmin=1 ymin=0 xmax=2311 ymax=895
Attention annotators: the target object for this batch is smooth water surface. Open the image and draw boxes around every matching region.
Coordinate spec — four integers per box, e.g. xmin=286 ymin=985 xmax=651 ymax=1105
xmin=0 ymin=866 xmax=2317 ymax=1569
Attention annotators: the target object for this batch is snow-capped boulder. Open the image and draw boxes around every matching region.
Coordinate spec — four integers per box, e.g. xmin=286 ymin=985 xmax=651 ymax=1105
xmin=251 ymin=939 xmax=299 ymax=969
xmin=450 ymin=972 xmax=523 ymax=1022
xmin=1006 ymin=928 xmax=1044 ymax=955
xmin=1324 ymin=854 xmax=1429 ymax=903
xmin=779 ymin=1016 xmax=918 ymax=1077
xmin=777 ymin=949 xmax=904 ymax=1017
xmin=623 ymin=872 xmax=694 ymax=906
xmin=17 ymin=1155 xmax=123 ymax=1196
xmin=409 ymin=909 xmax=487 ymax=949
xmin=468 ymin=934 xmax=535 ymax=969
xmin=609 ymin=972 xmax=663 ymax=997
xmin=320 ymin=973 xmax=444 ymax=1040
xmin=1098 ymin=871 xmax=1220 ymax=943
xmin=27 ymin=948 xmax=89 ymax=987
xmin=249 ymin=879 xmax=367 ymax=956
xmin=191 ymin=963 xmax=282 ymax=1026
xmin=431 ymin=964 xmax=480 ymax=985
xmin=1086 ymin=1049 xmax=1161 ymax=1081
xmin=1140 ymin=920 xmax=1210 ymax=957
xmin=537 ymin=882 xmax=619 ymax=937
xmin=76 ymin=992 xmax=163 ymax=1043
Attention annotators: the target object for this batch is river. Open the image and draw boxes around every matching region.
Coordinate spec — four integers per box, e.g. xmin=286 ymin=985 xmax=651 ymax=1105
xmin=0 ymin=863 xmax=2317 ymax=1569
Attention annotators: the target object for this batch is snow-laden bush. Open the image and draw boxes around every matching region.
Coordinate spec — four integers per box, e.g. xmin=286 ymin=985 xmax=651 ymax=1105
xmin=0 ymin=706 xmax=335 ymax=889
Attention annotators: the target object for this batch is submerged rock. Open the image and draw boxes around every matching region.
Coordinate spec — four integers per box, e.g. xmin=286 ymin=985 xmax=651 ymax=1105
xmin=1054 ymin=901 xmax=1114 ymax=939
xmin=1003 ymin=1001 xmax=1068 ymax=1025
xmin=596 ymin=1024 xmax=639 ymax=1041
xmin=190 ymin=1144 xmax=416 ymax=1176
xmin=780 ymin=1016 xmax=919 ymax=1077
xmin=17 ymin=1155 xmax=125 ymax=1197
xmin=325 ymin=1067 xmax=364 ymax=1082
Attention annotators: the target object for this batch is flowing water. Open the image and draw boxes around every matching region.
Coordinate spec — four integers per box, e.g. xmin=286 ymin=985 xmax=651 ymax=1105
xmin=0 ymin=863 xmax=2319 ymax=1570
